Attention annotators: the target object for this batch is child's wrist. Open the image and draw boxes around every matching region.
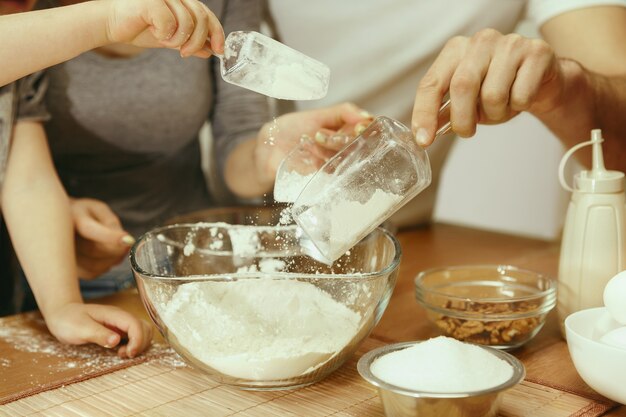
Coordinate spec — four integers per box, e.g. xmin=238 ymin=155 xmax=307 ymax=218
xmin=39 ymin=294 xmax=83 ymax=320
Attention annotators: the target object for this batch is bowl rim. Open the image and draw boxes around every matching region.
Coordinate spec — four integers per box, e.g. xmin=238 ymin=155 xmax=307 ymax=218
xmin=130 ymin=222 xmax=402 ymax=281
xmin=357 ymin=340 xmax=525 ymax=398
xmin=414 ymin=264 xmax=557 ymax=304
xmin=565 ymin=306 xmax=626 ymax=354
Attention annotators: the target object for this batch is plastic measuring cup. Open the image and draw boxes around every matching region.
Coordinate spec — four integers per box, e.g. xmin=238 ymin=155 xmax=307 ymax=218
xmin=274 ymin=100 xmax=450 ymax=205
xmin=219 ymin=31 xmax=330 ymax=100
xmin=290 ymin=116 xmax=432 ymax=263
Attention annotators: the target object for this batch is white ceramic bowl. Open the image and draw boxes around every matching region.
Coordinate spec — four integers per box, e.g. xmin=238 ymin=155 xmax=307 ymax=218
xmin=565 ymin=307 xmax=626 ymax=404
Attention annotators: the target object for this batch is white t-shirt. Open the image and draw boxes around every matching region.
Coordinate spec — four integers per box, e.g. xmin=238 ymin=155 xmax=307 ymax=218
xmin=269 ymin=0 xmax=626 ymax=226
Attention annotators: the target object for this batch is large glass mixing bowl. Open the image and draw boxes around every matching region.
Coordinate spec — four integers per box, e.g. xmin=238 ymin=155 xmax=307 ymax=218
xmin=131 ymin=223 xmax=400 ymax=390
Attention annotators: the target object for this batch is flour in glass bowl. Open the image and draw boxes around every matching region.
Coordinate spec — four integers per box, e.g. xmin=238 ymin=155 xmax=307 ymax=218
xmin=160 ymin=279 xmax=362 ymax=380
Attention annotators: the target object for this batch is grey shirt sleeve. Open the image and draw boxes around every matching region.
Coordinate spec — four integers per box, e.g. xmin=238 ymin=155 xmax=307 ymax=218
xmin=0 ymin=83 xmax=17 ymax=191
xmin=15 ymin=71 xmax=50 ymax=123
xmin=0 ymin=72 xmax=50 ymax=191
xmin=210 ymin=0 xmax=271 ymax=203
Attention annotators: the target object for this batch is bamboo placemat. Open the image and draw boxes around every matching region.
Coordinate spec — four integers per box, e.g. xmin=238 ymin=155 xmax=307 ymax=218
xmin=0 ymin=335 xmax=617 ymax=417
xmin=0 ymin=311 xmax=177 ymax=405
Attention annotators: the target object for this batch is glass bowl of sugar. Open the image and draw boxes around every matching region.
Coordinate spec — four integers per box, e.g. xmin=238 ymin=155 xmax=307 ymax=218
xmin=131 ymin=222 xmax=400 ymax=390
xmin=358 ymin=337 xmax=525 ymax=417
xmin=415 ymin=265 xmax=557 ymax=349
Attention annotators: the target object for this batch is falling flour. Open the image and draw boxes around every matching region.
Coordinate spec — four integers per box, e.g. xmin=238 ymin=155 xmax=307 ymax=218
xmin=371 ymin=336 xmax=514 ymax=392
xmin=160 ymin=279 xmax=362 ymax=380
xmin=227 ymin=227 xmax=261 ymax=257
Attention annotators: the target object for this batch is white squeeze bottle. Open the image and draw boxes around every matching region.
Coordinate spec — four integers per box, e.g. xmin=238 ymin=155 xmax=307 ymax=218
xmin=558 ymin=129 xmax=626 ymax=332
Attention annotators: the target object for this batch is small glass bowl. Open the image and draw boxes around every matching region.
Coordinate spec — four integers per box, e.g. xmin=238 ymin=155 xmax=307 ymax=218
xmin=415 ymin=265 xmax=557 ymax=350
xmin=358 ymin=341 xmax=525 ymax=417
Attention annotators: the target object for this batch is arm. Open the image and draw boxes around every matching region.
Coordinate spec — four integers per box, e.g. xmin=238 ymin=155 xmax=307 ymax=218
xmin=210 ymin=0 xmax=271 ymax=201
xmin=1 ymin=122 xmax=151 ymax=357
xmin=214 ymin=1 xmax=373 ymax=199
xmin=224 ymin=103 xmax=373 ymax=198
xmin=411 ymin=6 xmax=626 ymax=170
xmin=0 ymin=0 xmax=225 ymax=86
xmin=536 ymin=6 xmax=626 ymax=170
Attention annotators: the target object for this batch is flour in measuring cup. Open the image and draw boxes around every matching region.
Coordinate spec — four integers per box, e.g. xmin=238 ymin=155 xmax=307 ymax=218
xmin=274 ymin=170 xmax=315 ymax=203
xmin=160 ymin=279 xmax=361 ymax=380
xmin=328 ymin=189 xmax=402 ymax=250
xmin=296 ymin=188 xmax=402 ymax=262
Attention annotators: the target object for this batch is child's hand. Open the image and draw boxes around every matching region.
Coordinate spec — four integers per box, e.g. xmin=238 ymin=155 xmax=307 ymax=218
xmin=105 ymin=0 xmax=224 ymax=58
xmin=46 ymin=303 xmax=153 ymax=358
xmin=71 ymin=198 xmax=134 ymax=279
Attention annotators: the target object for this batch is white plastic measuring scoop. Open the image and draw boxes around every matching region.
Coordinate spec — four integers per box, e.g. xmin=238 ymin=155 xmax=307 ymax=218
xmin=218 ymin=31 xmax=330 ymax=100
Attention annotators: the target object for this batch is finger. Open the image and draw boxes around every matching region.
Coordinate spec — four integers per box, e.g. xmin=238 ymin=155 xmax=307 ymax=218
xmin=314 ymin=102 xmax=373 ymax=130
xmin=117 ymin=344 xmax=129 ymax=358
xmin=124 ymin=320 xmax=153 ymax=358
xmin=178 ymin=0 xmax=209 ymax=57
xmin=86 ymin=306 xmax=152 ymax=359
xmin=314 ymin=128 xmax=354 ymax=151
xmin=199 ymin=2 xmax=224 ymax=55
xmin=510 ymin=39 xmax=555 ymax=112
xmin=76 ymin=216 xmax=132 ymax=247
xmin=74 ymin=201 xmax=134 ymax=247
xmin=479 ymin=35 xmax=524 ymax=122
xmin=75 ymin=317 xmax=122 ymax=349
xmin=449 ymin=31 xmax=497 ymax=138
xmin=160 ymin=0 xmax=194 ymax=48
xmin=144 ymin=0 xmax=178 ymax=42
xmin=412 ymin=36 xmax=467 ymax=146
xmin=85 ymin=199 xmax=123 ymax=229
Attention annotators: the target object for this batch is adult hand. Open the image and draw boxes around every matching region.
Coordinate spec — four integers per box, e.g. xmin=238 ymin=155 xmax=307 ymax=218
xmin=45 ymin=302 xmax=153 ymax=359
xmin=254 ymin=102 xmax=374 ymax=188
xmin=70 ymin=198 xmax=134 ymax=279
xmin=412 ymin=28 xmax=564 ymax=146
xmin=105 ymin=0 xmax=224 ymax=58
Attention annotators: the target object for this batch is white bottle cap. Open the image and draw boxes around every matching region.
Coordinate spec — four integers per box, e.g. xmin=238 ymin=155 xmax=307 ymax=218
xmin=559 ymin=129 xmax=625 ymax=193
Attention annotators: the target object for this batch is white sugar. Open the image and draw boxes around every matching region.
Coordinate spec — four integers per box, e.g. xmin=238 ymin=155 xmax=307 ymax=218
xmin=370 ymin=337 xmax=514 ymax=393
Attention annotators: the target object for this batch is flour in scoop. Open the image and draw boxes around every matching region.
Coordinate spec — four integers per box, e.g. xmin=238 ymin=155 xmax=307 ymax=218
xmin=160 ymin=279 xmax=362 ymax=380
xmin=274 ymin=170 xmax=315 ymax=203
xmin=371 ymin=337 xmax=514 ymax=392
xmin=269 ymin=62 xmax=327 ymax=101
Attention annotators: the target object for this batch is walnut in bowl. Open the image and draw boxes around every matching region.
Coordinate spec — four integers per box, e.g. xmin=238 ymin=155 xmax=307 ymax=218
xmin=415 ymin=265 xmax=557 ymax=349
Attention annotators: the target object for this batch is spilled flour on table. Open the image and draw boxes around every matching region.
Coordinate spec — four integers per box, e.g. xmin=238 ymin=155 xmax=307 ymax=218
xmin=0 ymin=312 xmax=187 ymax=374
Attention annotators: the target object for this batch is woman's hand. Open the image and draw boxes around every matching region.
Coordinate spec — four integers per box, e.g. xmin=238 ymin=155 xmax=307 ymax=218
xmin=255 ymin=103 xmax=374 ymax=189
xmin=224 ymin=102 xmax=373 ymax=199
xmin=70 ymin=198 xmax=134 ymax=279
xmin=105 ymin=0 xmax=225 ymax=58
xmin=45 ymin=302 xmax=153 ymax=359
xmin=412 ymin=28 xmax=565 ymax=146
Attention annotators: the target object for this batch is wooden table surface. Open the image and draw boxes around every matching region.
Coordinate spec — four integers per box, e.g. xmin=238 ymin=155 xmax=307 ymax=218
xmin=1 ymin=223 xmax=624 ymax=416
